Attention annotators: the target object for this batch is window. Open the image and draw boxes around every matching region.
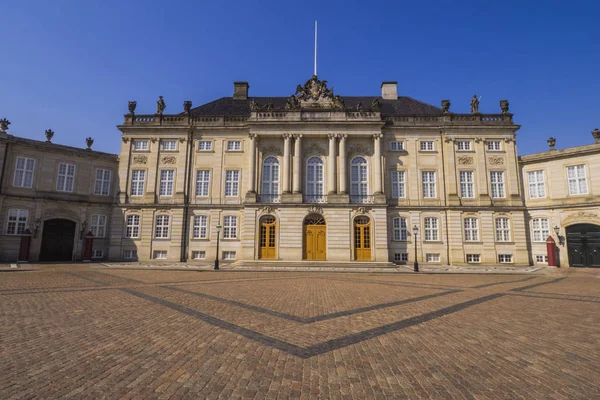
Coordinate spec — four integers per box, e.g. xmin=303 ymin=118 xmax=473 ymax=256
xmin=422 ymin=171 xmax=436 ymax=198
xmin=13 ymin=157 xmax=35 ymax=188
xmin=426 ymin=253 xmax=440 ymax=262
xmin=490 ymin=171 xmax=505 ymax=198
xmin=225 ymin=170 xmax=239 ymax=197
xmin=392 ymin=217 xmax=408 ymax=241
xmin=192 ymin=251 xmax=206 ymax=260
xmin=498 ymin=254 xmax=513 ymax=263
xmin=193 ymin=215 xmax=208 ymax=239
xmin=94 ymin=169 xmax=112 ymax=196
xmin=133 ymin=140 xmax=149 ymax=151
xmin=159 ymin=170 xmax=175 ymax=196
xmin=350 ymin=157 xmax=369 ymax=199
xmin=459 ymin=171 xmax=475 ymax=198
xmin=125 ymin=215 xmax=140 ymax=238
xmin=90 ymin=214 xmax=107 ymax=238
xmin=92 ymin=250 xmax=103 ymax=259
xmin=527 ymin=170 xmax=546 ymax=199
xmin=466 ymin=254 xmax=481 ymax=263
xmin=123 ymin=250 xmax=138 ymax=260
xmin=424 ymin=217 xmax=439 ymax=241
xmin=153 ymin=250 xmax=167 ymax=259
xmin=161 ymin=140 xmax=177 ymax=151
xmin=495 ymin=217 xmax=511 ymax=242
xmin=306 ymin=157 xmax=324 ymax=202
xmin=390 ymin=141 xmax=404 ymax=151
xmin=535 ymin=254 xmax=548 ymax=264
xmin=131 ymin=170 xmax=146 ymax=196
xmin=223 ymin=216 xmax=237 ymax=239
xmin=394 ymin=253 xmax=409 ymax=263
xmin=567 ymin=165 xmax=588 ymax=195
xmin=227 ymin=141 xmax=242 ymax=151
xmin=420 ymin=141 xmax=434 ymax=151
xmin=223 ymin=251 xmax=236 ymax=260
xmin=155 ymin=215 xmax=170 ymax=238
xmin=6 ymin=209 xmax=28 ymax=235
xmin=464 ymin=217 xmax=479 ymax=241
xmin=198 ymin=141 xmax=212 ymax=151
xmin=486 ymin=141 xmax=502 ymax=151
xmin=532 ymin=218 xmax=550 ymax=242
xmin=391 ymin=171 xmax=405 ymax=199
xmin=456 ymin=141 xmax=472 ymax=151
xmin=261 ymin=156 xmax=280 ymax=201
xmin=56 ymin=163 xmax=76 ymax=192
xmin=196 ymin=170 xmax=210 ymax=196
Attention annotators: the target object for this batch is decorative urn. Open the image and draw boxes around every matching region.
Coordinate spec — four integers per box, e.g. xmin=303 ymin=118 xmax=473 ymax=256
xmin=45 ymin=129 xmax=54 ymax=143
xmin=547 ymin=137 xmax=556 ymax=150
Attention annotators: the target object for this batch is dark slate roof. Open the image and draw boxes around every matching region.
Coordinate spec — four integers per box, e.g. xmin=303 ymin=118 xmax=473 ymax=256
xmin=5 ymin=134 xmax=118 ymax=159
xmin=187 ymin=96 xmax=442 ymax=117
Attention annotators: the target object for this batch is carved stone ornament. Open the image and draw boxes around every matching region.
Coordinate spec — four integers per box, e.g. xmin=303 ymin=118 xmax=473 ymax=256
xmin=293 ymin=75 xmax=342 ymax=109
xmin=488 ymin=156 xmax=504 ymax=165
xmin=562 ymin=211 xmax=600 ymax=226
xmin=444 ymin=137 xmax=455 ymax=143
xmin=348 ymin=145 xmax=370 ymax=156
xmin=161 ymin=155 xmax=177 ymax=164
xmin=156 ymin=96 xmax=166 ymax=115
xmin=133 ymin=155 xmax=147 ymax=164
xmin=592 ymin=128 xmax=600 ymax=143
xmin=499 ymin=99 xmax=509 ymax=114
xmin=547 ymin=137 xmax=556 ymax=150
xmin=285 ymin=95 xmax=301 ymax=110
xmin=261 ymin=144 xmax=282 ymax=156
xmin=178 ymin=137 xmax=186 ymax=143
xmin=457 ymin=156 xmax=474 ymax=165
xmin=259 ymin=205 xmax=274 ymax=214
xmin=441 ymin=100 xmax=451 ymax=113
xmin=354 ymin=206 xmax=369 ymax=215
xmin=122 ymin=136 xmax=129 ymax=143
xmin=0 ymin=118 xmax=10 ymax=131
xmin=305 ymin=143 xmax=326 ymax=156
xmin=45 ymin=129 xmax=54 ymax=143
xmin=308 ymin=205 xmax=323 ymax=214
xmin=85 ymin=137 xmax=94 ymax=150
xmin=128 ymin=101 xmax=137 ymax=114
xmin=150 ymin=137 xmax=158 ymax=143
xmin=183 ymin=100 xmax=192 ymax=114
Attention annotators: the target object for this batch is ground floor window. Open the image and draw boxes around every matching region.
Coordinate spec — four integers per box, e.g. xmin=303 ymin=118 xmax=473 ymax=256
xmin=466 ymin=254 xmax=480 ymax=263
xmin=223 ymin=251 xmax=236 ymax=260
xmin=394 ymin=253 xmax=409 ymax=263
xmin=153 ymin=250 xmax=167 ymax=259
xmin=426 ymin=253 xmax=440 ymax=263
xmin=123 ymin=250 xmax=137 ymax=260
xmin=92 ymin=249 xmax=103 ymax=259
xmin=192 ymin=251 xmax=206 ymax=260
xmin=498 ymin=254 xmax=513 ymax=263
xmin=535 ymin=254 xmax=548 ymax=264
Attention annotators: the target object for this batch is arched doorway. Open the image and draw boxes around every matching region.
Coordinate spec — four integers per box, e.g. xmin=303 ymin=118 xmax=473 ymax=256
xmin=259 ymin=215 xmax=277 ymax=259
xmin=39 ymin=219 xmax=76 ymax=261
xmin=354 ymin=216 xmax=371 ymax=261
xmin=566 ymin=223 xmax=600 ymax=268
xmin=304 ymin=214 xmax=326 ymax=260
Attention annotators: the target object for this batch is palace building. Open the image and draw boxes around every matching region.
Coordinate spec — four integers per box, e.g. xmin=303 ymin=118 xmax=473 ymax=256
xmin=1 ymin=77 xmax=599 ymax=267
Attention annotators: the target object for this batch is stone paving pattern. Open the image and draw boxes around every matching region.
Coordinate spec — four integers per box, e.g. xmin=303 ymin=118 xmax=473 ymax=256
xmin=1 ymin=266 xmax=599 ymax=399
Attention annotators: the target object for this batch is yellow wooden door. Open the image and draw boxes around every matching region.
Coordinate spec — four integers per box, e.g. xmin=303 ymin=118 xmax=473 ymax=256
xmin=354 ymin=219 xmax=371 ymax=260
xmin=305 ymin=225 xmax=326 ymax=260
xmin=260 ymin=218 xmax=276 ymax=259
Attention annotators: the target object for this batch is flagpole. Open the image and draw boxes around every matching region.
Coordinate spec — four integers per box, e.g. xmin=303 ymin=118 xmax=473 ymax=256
xmin=314 ymin=20 xmax=317 ymax=76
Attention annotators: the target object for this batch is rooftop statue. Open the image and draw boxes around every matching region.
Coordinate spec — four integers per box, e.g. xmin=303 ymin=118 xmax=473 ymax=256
xmin=156 ymin=96 xmax=166 ymax=115
xmin=441 ymin=100 xmax=451 ymax=113
xmin=285 ymin=95 xmax=300 ymax=110
xmin=371 ymin=98 xmax=381 ymax=112
xmin=470 ymin=95 xmax=480 ymax=114
xmin=500 ymin=99 xmax=509 ymax=114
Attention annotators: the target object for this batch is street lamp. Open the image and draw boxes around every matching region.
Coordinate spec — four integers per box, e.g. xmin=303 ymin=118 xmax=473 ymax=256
xmin=214 ymin=222 xmax=222 ymax=270
xmin=413 ymin=225 xmax=419 ymax=272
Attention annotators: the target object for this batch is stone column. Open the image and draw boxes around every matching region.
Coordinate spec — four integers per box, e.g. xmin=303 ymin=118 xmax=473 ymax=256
xmin=282 ymin=134 xmax=291 ymax=193
xmin=373 ymin=133 xmax=383 ymax=194
xmin=338 ymin=134 xmax=348 ymax=194
xmin=247 ymin=133 xmax=257 ymax=193
xmin=292 ymin=134 xmax=303 ymax=194
xmin=327 ymin=134 xmax=337 ymax=194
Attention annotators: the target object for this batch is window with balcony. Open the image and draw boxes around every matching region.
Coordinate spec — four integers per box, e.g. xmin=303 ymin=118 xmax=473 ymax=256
xmin=306 ymin=157 xmax=325 ymax=202
xmin=350 ymin=156 xmax=369 ymax=203
xmin=261 ymin=156 xmax=280 ymax=202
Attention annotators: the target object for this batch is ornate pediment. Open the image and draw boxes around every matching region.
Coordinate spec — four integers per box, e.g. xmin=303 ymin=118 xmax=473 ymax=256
xmin=293 ymin=75 xmax=345 ymax=109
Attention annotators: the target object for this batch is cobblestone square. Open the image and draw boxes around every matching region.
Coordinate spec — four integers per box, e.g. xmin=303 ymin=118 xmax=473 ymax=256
xmin=1 ymin=266 xmax=599 ymax=399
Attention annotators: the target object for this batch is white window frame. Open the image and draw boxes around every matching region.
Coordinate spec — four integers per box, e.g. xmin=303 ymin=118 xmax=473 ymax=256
xmin=222 ymin=251 xmax=236 ymax=260
xmin=456 ymin=141 xmax=472 ymax=151
xmin=424 ymin=217 xmax=439 ymax=241
xmin=94 ymin=169 xmax=112 ymax=196
xmin=486 ymin=141 xmax=502 ymax=151
xmin=459 ymin=171 xmax=475 ymax=198
xmin=532 ymin=218 xmax=550 ymax=242
xmin=92 ymin=250 xmax=103 ymax=259
xmin=159 ymin=170 xmax=175 ymax=196
xmin=225 ymin=170 xmax=240 ymax=197
xmin=133 ymin=140 xmax=149 ymax=151
xmin=464 ymin=217 xmax=479 ymax=242
xmin=261 ymin=156 xmax=280 ymax=200
xmin=527 ymin=170 xmax=546 ymax=199
xmin=56 ymin=163 xmax=76 ymax=192
xmin=535 ymin=254 xmax=548 ymax=264
xmin=161 ymin=140 xmax=177 ymax=151
xmin=420 ymin=141 xmax=435 ymax=151
xmin=125 ymin=215 xmax=140 ymax=238
xmin=191 ymin=251 xmax=206 ymax=260
xmin=153 ymin=250 xmax=168 ymax=259
xmin=198 ymin=141 xmax=213 ymax=151
xmin=223 ymin=216 xmax=237 ymax=239
xmin=466 ymin=254 xmax=481 ymax=263
xmin=392 ymin=217 xmax=408 ymax=241
xmin=155 ymin=215 xmax=170 ymax=239
xmin=90 ymin=214 xmax=107 ymax=238
xmin=131 ymin=170 xmax=146 ymax=196
xmin=193 ymin=215 xmax=208 ymax=239
xmin=422 ymin=171 xmax=436 ymax=198
xmin=195 ymin=170 xmax=210 ymax=197
xmin=391 ymin=171 xmax=405 ymax=199
xmin=227 ymin=140 xmax=242 ymax=151
xmin=306 ymin=157 xmax=325 ymax=201
xmin=389 ymin=141 xmax=405 ymax=151
xmin=394 ymin=253 xmax=409 ymax=262
xmin=6 ymin=209 xmax=28 ymax=235
xmin=123 ymin=250 xmax=138 ymax=260
xmin=567 ymin=165 xmax=588 ymax=195
xmin=350 ymin=156 xmax=369 ymax=198
xmin=13 ymin=157 xmax=36 ymax=188
xmin=498 ymin=254 xmax=513 ymax=264
xmin=495 ymin=217 xmax=511 ymax=242
xmin=426 ymin=253 xmax=440 ymax=262
xmin=490 ymin=171 xmax=505 ymax=198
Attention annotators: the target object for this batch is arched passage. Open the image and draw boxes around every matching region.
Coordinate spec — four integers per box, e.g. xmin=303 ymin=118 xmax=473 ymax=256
xmin=566 ymin=223 xmax=600 ymax=268
xmin=304 ymin=214 xmax=326 ymax=260
xmin=39 ymin=219 xmax=76 ymax=261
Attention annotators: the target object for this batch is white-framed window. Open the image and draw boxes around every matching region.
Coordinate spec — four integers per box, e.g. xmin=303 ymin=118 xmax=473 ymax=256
xmin=420 ymin=141 xmax=435 ymax=151
xmin=306 ymin=157 xmax=324 ymax=202
xmin=535 ymin=254 xmax=548 ymax=264
xmin=131 ymin=170 xmax=146 ymax=196
xmin=125 ymin=215 xmax=140 ymax=238
xmin=223 ymin=251 xmax=236 ymax=260
xmin=92 ymin=250 xmax=103 ymax=259
xmin=133 ymin=140 xmax=149 ymax=151
xmin=261 ymin=156 xmax=280 ymax=201
xmin=391 ymin=171 xmax=405 ymax=199
xmin=225 ymin=170 xmax=239 ymax=197
xmin=155 ymin=215 xmax=170 ymax=238
xmin=527 ymin=170 xmax=546 ymax=199
xmin=196 ymin=170 xmax=210 ymax=196
xmin=56 ymin=163 xmax=76 ymax=192
xmin=198 ymin=141 xmax=213 ymax=151
xmin=191 ymin=251 xmax=206 ymax=260
xmin=459 ymin=171 xmax=475 ymax=198
xmin=90 ymin=214 xmax=107 ymax=238
xmin=424 ymin=217 xmax=439 ymax=241
xmin=498 ymin=254 xmax=513 ymax=263
xmin=159 ymin=170 xmax=175 ymax=196
xmin=153 ymin=250 xmax=168 ymax=259
xmin=392 ymin=217 xmax=408 ymax=241
xmin=390 ymin=141 xmax=404 ymax=151
xmin=486 ymin=141 xmax=502 ymax=151
xmin=490 ymin=171 xmax=505 ymax=198
xmin=426 ymin=253 xmax=440 ymax=262
xmin=532 ymin=218 xmax=550 ymax=242
xmin=422 ymin=171 xmax=436 ymax=198
xmin=466 ymin=254 xmax=481 ymax=263
xmin=223 ymin=216 xmax=237 ymax=239
xmin=6 ymin=209 xmax=28 ymax=235
xmin=227 ymin=141 xmax=242 ymax=151
xmin=456 ymin=141 xmax=472 ymax=151
xmin=464 ymin=217 xmax=479 ymax=241
xmin=193 ymin=215 xmax=208 ymax=239
xmin=394 ymin=253 xmax=409 ymax=262
xmin=495 ymin=217 xmax=511 ymax=242
xmin=350 ymin=156 xmax=369 ymax=198
xmin=13 ymin=157 xmax=36 ymax=188
xmin=567 ymin=165 xmax=588 ymax=195
xmin=161 ymin=140 xmax=177 ymax=151
xmin=123 ymin=250 xmax=138 ymax=260
xmin=94 ymin=169 xmax=112 ymax=196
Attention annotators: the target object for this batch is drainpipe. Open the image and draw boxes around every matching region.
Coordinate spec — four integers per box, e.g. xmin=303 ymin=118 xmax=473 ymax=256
xmin=180 ymin=129 xmax=193 ymax=262
xmin=0 ymin=141 xmax=10 ymax=194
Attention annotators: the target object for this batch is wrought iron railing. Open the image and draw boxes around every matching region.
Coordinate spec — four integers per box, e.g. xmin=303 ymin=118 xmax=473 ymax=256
xmin=304 ymin=194 xmax=327 ymax=203
xmin=258 ymin=194 xmax=281 ymax=203
xmin=350 ymin=195 xmax=374 ymax=204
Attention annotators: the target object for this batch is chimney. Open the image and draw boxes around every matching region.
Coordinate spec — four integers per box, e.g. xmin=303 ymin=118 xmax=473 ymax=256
xmin=381 ymin=81 xmax=398 ymax=100
xmin=233 ymin=81 xmax=249 ymax=100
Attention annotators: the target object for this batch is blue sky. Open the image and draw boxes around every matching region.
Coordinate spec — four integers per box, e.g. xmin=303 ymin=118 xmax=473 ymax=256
xmin=1 ymin=0 xmax=598 ymax=154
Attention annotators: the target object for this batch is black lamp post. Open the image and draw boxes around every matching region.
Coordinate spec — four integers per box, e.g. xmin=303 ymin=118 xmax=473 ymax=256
xmin=214 ymin=222 xmax=222 ymax=270
xmin=413 ymin=225 xmax=419 ymax=272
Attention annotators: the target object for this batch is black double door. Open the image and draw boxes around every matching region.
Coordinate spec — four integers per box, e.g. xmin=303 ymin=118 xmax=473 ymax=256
xmin=39 ymin=219 xmax=76 ymax=262
xmin=566 ymin=224 xmax=600 ymax=268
